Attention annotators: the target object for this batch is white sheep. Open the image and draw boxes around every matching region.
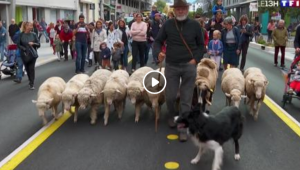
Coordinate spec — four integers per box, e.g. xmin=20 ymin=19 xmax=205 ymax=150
xmin=127 ymin=66 xmax=153 ymax=122
xmin=77 ymin=69 xmax=112 ymax=124
xmin=102 ymin=70 xmax=129 ymax=125
xmin=143 ymin=68 xmax=166 ymax=131
xmin=58 ymin=74 xmax=89 ymax=123
xmin=221 ymin=68 xmax=247 ymax=108
xmin=32 ymin=77 xmax=66 ymax=125
xmin=195 ymin=58 xmax=218 ymax=112
xmin=244 ymin=67 xmax=269 ymax=120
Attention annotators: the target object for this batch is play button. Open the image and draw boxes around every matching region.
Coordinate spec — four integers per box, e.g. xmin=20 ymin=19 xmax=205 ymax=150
xmin=152 ymin=78 xmax=159 ymax=87
xmin=143 ymin=70 xmax=167 ymax=94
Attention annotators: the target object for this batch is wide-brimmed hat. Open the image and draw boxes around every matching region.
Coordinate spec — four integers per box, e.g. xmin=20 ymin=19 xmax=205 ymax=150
xmin=170 ymin=0 xmax=191 ymax=8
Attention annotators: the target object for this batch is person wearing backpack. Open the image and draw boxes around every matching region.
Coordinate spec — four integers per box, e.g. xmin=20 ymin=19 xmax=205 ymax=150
xmin=12 ymin=21 xmax=24 ymax=84
xmin=237 ymin=15 xmax=252 ymax=72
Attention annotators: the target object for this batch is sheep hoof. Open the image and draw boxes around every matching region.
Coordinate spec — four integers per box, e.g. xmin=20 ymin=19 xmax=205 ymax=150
xmin=254 ymin=115 xmax=258 ymax=121
xmin=90 ymin=120 xmax=96 ymax=125
xmin=74 ymin=119 xmax=77 ymax=123
xmin=135 ymin=118 xmax=139 ymax=123
xmin=104 ymin=120 xmax=108 ymax=126
xmin=234 ymin=154 xmax=241 ymax=161
xmin=43 ymin=121 xmax=48 ymax=126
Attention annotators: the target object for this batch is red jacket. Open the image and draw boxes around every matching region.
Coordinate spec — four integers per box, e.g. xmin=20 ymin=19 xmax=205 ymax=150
xmin=204 ymin=30 xmax=209 ymax=46
xmin=60 ymin=30 xmax=73 ymax=42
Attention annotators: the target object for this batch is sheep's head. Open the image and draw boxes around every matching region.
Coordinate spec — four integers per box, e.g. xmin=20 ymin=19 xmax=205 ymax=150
xmin=32 ymin=98 xmax=54 ymax=116
xmin=127 ymin=81 xmax=144 ymax=104
xmin=78 ymin=89 xmax=96 ymax=110
xmin=102 ymin=88 xmax=122 ymax=105
xmin=195 ymin=78 xmax=210 ymax=91
xmin=249 ymin=79 xmax=269 ymax=99
xmin=225 ymin=89 xmax=247 ymax=108
xmin=58 ymin=91 xmax=77 ymax=111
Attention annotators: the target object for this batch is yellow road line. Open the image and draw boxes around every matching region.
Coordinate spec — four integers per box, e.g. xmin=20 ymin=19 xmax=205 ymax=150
xmin=263 ymin=95 xmax=300 ymax=137
xmin=0 ymin=112 xmax=71 ymax=170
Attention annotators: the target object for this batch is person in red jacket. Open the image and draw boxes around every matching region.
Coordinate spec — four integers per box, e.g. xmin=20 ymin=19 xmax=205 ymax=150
xmin=197 ymin=18 xmax=209 ymax=52
xmin=60 ymin=23 xmax=73 ymax=61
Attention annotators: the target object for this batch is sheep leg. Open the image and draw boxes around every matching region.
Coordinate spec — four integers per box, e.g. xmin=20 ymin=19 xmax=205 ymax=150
xmin=254 ymin=100 xmax=261 ymax=121
xmin=73 ymin=106 xmax=78 ymax=123
xmin=249 ymin=98 xmax=255 ymax=116
xmin=117 ymin=101 xmax=124 ymax=119
xmin=53 ymin=105 xmax=59 ymax=120
xmin=135 ymin=102 xmax=143 ymax=123
xmin=155 ymin=106 xmax=159 ymax=132
xmin=104 ymin=103 xmax=110 ymax=126
xmin=40 ymin=114 xmax=48 ymax=126
xmin=90 ymin=104 xmax=98 ymax=125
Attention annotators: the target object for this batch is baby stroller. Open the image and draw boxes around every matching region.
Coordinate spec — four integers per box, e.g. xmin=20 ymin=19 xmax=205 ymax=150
xmin=0 ymin=44 xmax=18 ymax=80
xmin=281 ymin=54 xmax=300 ymax=108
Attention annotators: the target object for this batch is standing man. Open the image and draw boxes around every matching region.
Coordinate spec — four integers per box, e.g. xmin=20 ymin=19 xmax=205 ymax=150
xmin=272 ymin=19 xmax=288 ymax=68
xmin=9 ymin=19 xmax=19 ymax=41
xmin=154 ymin=0 xmax=205 ymax=142
xmin=151 ymin=13 xmax=163 ymax=64
xmin=74 ymin=14 xmax=89 ymax=74
xmin=0 ymin=21 xmax=7 ymax=62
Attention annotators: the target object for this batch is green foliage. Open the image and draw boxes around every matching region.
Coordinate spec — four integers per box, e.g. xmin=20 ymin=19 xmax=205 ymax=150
xmin=154 ymin=0 xmax=166 ymax=13
xmin=196 ymin=8 xmax=203 ymax=16
xmin=257 ymin=38 xmax=266 ymax=45
xmin=188 ymin=11 xmax=195 ymax=18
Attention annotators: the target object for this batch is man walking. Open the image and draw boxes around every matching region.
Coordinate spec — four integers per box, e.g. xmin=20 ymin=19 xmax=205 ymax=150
xmin=154 ymin=0 xmax=205 ymax=142
xmin=74 ymin=14 xmax=89 ymax=74
xmin=0 ymin=21 xmax=7 ymax=62
xmin=39 ymin=18 xmax=49 ymax=42
xmin=9 ymin=19 xmax=19 ymax=41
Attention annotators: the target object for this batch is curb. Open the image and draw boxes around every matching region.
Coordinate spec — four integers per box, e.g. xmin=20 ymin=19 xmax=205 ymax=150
xmin=249 ymin=42 xmax=295 ymax=61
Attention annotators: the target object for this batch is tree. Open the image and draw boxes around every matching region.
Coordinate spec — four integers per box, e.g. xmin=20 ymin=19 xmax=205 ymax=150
xmin=163 ymin=5 xmax=169 ymax=14
xmin=154 ymin=0 xmax=166 ymax=13
xmin=288 ymin=8 xmax=300 ymax=23
xmin=196 ymin=8 xmax=204 ymax=16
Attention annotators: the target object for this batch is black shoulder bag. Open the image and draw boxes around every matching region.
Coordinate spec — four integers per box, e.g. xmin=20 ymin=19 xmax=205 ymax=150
xmin=20 ymin=33 xmax=39 ymax=64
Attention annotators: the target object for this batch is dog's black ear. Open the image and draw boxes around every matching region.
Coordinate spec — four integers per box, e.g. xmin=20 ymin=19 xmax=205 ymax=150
xmin=190 ymin=103 xmax=203 ymax=117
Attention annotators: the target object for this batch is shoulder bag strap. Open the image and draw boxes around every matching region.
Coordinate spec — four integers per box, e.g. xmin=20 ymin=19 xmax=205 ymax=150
xmin=174 ymin=19 xmax=194 ymax=59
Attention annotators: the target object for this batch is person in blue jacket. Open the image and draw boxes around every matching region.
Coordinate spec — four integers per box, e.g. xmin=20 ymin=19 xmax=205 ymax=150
xmin=12 ymin=21 xmax=24 ymax=83
xmin=0 ymin=21 xmax=7 ymax=62
xmin=212 ymin=0 xmax=225 ymax=21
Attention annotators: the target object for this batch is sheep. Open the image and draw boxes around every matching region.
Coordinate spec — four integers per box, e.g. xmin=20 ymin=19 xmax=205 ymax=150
xmin=32 ymin=77 xmax=66 ymax=125
xmin=102 ymin=70 xmax=129 ymax=126
xmin=143 ymin=68 xmax=166 ymax=131
xmin=221 ymin=68 xmax=247 ymax=108
xmin=127 ymin=66 xmax=153 ymax=123
xmin=77 ymin=69 xmax=112 ymax=124
xmin=244 ymin=67 xmax=269 ymax=120
xmin=195 ymin=58 xmax=218 ymax=112
xmin=58 ymin=74 xmax=89 ymax=123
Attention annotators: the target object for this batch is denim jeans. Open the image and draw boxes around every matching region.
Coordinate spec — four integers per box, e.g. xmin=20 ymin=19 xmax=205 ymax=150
xmin=0 ymin=43 xmax=5 ymax=61
xmin=16 ymin=50 xmax=23 ymax=80
xmin=38 ymin=31 xmax=49 ymax=41
xmin=121 ymin=44 xmax=129 ymax=67
xmin=75 ymin=42 xmax=88 ymax=72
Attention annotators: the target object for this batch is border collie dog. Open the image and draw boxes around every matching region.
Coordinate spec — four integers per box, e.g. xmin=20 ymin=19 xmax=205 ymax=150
xmin=175 ymin=104 xmax=243 ymax=170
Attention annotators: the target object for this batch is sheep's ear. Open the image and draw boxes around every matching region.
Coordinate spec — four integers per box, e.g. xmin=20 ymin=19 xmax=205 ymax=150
xmin=116 ymin=89 xmax=122 ymax=94
xmin=225 ymin=93 xmax=231 ymax=97
xmin=57 ymin=92 xmax=62 ymax=97
xmin=47 ymin=98 xmax=54 ymax=103
xmin=32 ymin=100 xmax=38 ymax=103
xmin=241 ymin=95 xmax=248 ymax=99
xmin=90 ymin=93 xmax=97 ymax=97
xmin=264 ymin=80 xmax=269 ymax=86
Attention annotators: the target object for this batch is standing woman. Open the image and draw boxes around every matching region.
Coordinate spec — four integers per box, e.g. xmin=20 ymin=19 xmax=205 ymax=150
xmin=272 ymin=19 xmax=288 ymax=68
xmin=237 ymin=15 xmax=252 ymax=72
xmin=221 ymin=17 xmax=241 ymax=70
xmin=254 ymin=20 xmax=261 ymax=42
xmin=17 ymin=22 xmax=40 ymax=90
xmin=116 ymin=19 xmax=130 ymax=71
xmin=145 ymin=21 xmax=153 ymax=64
xmin=47 ymin=22 xmax=55 ymax=49
xmin=91 ymin=20 xmax=107 ymax=68
xmin=107 ymin=21 xmax=122 ymax=51
xmin=167 ymin=11 xmax=175 ymax=20
xmin=87 ymin=22 xmax=95 ymax=67
xmin=130 ymin=13 xmax=147 ymax=73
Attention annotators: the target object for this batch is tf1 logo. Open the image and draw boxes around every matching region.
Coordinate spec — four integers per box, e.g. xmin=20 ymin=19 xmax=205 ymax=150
xmin=258 ymin=0 xmax=300 ymax=7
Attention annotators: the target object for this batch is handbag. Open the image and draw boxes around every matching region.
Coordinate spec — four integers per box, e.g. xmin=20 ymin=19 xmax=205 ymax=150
xmin=20 ymin=33 xmax=39 ymax=63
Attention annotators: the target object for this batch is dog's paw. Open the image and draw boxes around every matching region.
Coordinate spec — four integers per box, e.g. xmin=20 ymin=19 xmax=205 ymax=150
xmin=234 ymin=154 xmax=241 ymax=161
xmin=191 ymin=158 xmax=199 ymax=164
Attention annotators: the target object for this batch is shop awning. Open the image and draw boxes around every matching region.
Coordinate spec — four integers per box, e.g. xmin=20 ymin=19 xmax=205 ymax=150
xmin=103 ymin=3 xmax=115 ymax=10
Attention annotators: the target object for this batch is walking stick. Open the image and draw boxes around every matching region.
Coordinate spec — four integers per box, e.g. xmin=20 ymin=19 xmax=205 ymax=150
xmin=155 ymin=61 xmax=163 ymax=132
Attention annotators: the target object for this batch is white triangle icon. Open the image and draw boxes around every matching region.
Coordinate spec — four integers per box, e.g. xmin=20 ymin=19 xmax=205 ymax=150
xmin=152 ymin=78 xmax=159 ymax=87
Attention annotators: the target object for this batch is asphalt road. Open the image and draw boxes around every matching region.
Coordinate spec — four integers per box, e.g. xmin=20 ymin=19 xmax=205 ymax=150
xmin=0 ymin=48 xmax=300 ymax=170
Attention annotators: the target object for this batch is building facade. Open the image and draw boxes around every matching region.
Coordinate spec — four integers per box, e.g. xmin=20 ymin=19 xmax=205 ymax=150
xmin=116 ymin=0 xmax=152 ymax=18
xmin=224 ymin=0 xmax=258 ymax=22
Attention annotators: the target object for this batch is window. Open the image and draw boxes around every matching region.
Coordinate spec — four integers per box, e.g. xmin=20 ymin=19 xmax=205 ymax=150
xmin=80 ymin=3 xmax=83 ymax=12
xmin=118 ymin=0 xmax=121 ymax=4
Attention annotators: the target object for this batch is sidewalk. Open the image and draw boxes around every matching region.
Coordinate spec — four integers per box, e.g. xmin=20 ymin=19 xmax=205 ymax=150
xmin=1 ymin=43 xmax=58 ymax=79
xmin=250 ymin=35 xmax=296 ymax=62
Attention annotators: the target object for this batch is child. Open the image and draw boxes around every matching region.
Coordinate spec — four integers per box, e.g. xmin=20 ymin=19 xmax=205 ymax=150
xmin=100 ymin=42 xmax=111 ymax=70
xmin=289 ymin=62 xmax=300 ymax=96
xmin=53 ymin=34 xmax=63 ymax=61
xmin=112 ymin=42 xmax=123 ymax=70
xmin=208 ymin=30 xmax=223 ymax=70
xmin=212 ymin=0 xmax=225 ymax=21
